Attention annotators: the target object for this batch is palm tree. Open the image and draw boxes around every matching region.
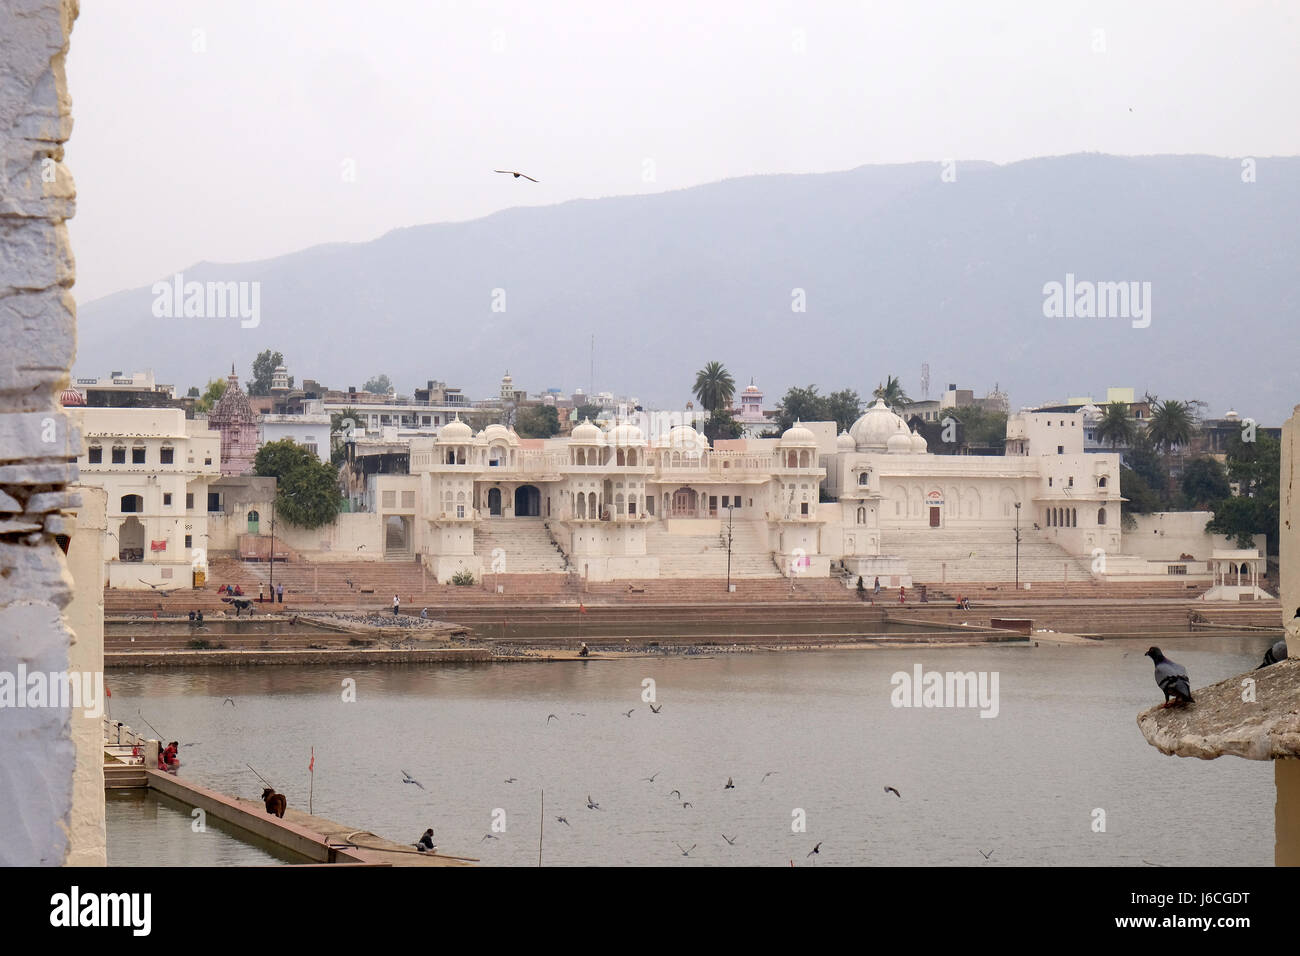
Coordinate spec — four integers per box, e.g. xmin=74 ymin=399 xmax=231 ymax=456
xmin=1094 ymin=401 xmax=1136 ymax=449
xmin=872 ymin=375 xmax=911 ymax=411
xmin=330 ymin=408 xmax=364 ymax=444
xmin=693 ymin=362 xmax=736 ymax=414
xmin=1146 ymin=399 xmax=1197 ymax=454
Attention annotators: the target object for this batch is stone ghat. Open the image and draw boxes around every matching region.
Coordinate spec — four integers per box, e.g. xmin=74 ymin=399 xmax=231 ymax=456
xmin=104 ymin=647 xmax=491 ymax=667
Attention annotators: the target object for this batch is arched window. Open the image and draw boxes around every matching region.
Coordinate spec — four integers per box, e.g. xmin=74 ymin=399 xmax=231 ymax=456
xmin=858 ymin=473 xmax=869 ymax=486
xmin=247 ymin=510 xmax=260 ymax=534
xmin=857 ymin=506 xmax=865 ymax=524
xmin=1097 ymin=507 xmax=1107 ymax=525
xmin=1098 ymin=476 xmax=1108 ymax=488
xmin=120 ymin=494 xmax=143 ymax=513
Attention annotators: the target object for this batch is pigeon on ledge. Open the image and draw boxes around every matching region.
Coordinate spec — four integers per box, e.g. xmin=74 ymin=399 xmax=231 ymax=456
xmin=1145 ymin=646 xmax=1194 ymax=707
xmin=1258 ymin=639 xmax=1289 ymax=669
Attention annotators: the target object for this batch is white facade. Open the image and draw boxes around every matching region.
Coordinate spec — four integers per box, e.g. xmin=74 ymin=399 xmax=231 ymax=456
xmin=259 ymin=412 xmax=332 ymax=463
xmin=67 ymin=407 xmax=221 ymax=588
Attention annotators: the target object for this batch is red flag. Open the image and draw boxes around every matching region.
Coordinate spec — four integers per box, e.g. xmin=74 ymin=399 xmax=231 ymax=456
xmin=308 ymin=747 xmax=314 ymax=773
xmin=579 ymin=603 xmax=587 ymax=614
xmin=105 ymin=686 xmax=111 ymax=697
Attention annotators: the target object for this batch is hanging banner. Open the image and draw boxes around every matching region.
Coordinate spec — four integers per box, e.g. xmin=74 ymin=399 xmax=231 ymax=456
xmin=150 ymin=540 xmax=167 ymax=551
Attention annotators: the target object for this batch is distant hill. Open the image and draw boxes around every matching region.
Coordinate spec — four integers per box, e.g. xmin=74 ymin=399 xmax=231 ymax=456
xmin=75 ymin=154 xmax=1300 ymax=423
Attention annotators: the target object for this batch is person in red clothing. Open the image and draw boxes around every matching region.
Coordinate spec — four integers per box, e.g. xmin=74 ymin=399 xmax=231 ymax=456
xmin=159 ymin=741 xmax=180 ymax=774
xmin=899 ymin=586 xmax=906 ymax=605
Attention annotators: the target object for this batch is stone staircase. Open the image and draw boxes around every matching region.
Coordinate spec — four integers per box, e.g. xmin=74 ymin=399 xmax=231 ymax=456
xmin=643 ymin=520 xmax=779 ymax=578
xmin=474 ymin=518 xmax=568 ymax=574
xmin=880 ymin=528 xmax=1095 ymax=584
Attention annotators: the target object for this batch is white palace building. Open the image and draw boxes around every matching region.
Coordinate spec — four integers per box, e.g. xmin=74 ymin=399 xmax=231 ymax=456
xmin=375 ymin=399 xmax=1126 ymax=585
xmin=68 ymin=390 xmax=1263 ymax=594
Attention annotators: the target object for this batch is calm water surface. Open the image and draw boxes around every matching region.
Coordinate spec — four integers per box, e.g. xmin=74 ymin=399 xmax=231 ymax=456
xmin=105 ymin=633 xmax=1279 ymax=866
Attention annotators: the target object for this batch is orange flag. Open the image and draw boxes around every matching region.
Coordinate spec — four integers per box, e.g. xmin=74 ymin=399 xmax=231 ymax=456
xmin=308 ymin=747 xmax=314 ymax=773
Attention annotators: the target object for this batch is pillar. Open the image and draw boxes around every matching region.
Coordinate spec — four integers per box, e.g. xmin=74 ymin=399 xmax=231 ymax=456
xmin=0 ymin=0 xmax=82 ymax=866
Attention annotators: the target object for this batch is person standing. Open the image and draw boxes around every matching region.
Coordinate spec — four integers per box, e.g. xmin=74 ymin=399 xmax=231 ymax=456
xmin=899 ymin=586 xmax=906 ymax=605
xmin=393 ymin=594 xmax=400 ymax=616
xmin=277 ymin=582 xmax=284 ymax=604
xmin=258 ymin=584 xmax=264 ymax=603
xmin=873 ymin=577 xmax=881 ymax=596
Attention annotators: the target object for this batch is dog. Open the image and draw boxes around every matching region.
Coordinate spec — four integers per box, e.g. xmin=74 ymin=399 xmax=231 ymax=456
xmin=261 ymin=787 xmax=287 ymax=818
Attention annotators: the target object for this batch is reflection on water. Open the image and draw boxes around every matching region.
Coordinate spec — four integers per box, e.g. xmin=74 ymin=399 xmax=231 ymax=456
xmin=106 ymin=790 xmax=311 ymax=866
xmin=105 ymin=632 xmax=1279 ymax=866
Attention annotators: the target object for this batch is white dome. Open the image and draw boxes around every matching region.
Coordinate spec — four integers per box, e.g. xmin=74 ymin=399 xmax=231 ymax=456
xmin=849 ymin=399 xmax=910 ymax=451
xmin=1224 ymin=409 xmax=1240 ymax=421
xmin=440 ymin=418 xmax=472 ymax=441
xmin=606 ymin=421 xmax=646 ymax=446
xmin=887 ymin=432 xmax=913 ymax=454
xmin=571 ymin=418 xmax=603 ymax=443
xmin=661 ymin=424 xmax=707 ymax=453
xmin=910 ymin=430 xmax=928 ymax=453
xmin=836 ymin=430 xmax=856 ymax=450
xmin=780 ymin=420 xmax=817 ymax=445
xmin=482 ymin=423 xmax=519 ymax=444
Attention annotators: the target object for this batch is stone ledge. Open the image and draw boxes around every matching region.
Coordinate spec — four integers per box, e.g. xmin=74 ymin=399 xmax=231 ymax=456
xmin=1137 ymin=658 xmax=1300 ymax=760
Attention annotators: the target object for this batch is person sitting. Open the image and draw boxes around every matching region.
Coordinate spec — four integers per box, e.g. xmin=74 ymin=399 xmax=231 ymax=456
xmin=578 ymin=642 xmax=589 ymax=658
xmin=416 ymin=828 xmax=436 ymax=852
xmin=188 ymin=610 xmax=196 ymax=622
xmin=159 ymin=741 xmax=180 ymax=774
xmin=234 ymin=584 xmax=243 ymax=596
xmin=195 ymin=610 xmax=204 ymax=623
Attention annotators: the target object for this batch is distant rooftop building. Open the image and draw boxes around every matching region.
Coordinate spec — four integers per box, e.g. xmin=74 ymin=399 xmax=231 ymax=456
xmin=207 ymin=365 xmax=258 ymax=475
xmin=71 ymin=370 xmax=182 ymax=410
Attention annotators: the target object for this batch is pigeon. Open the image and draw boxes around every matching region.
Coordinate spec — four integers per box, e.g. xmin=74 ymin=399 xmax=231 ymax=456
xmin=555 ymin=816 xmax=570 ymax=826
xmin=649 ymin=704 xmax=662 ymax=714
xmin=586 ymin=795 xmax=602 ymax=811
xmin=669 ymin=790 xmax=681 ymax=800
xmin=1145 ymin=646 xmax=1194 ymax=706
xmin=675 ymin=843 xmax=696 ymax=857
xmin=1258 ymin=639 xmax=1289 ymax=669
xmin=884 ymin=786 xmax=901 ymax=798
xmin=761 ymin=771 xmax=778 ymax=783
xmin=807 ymin=842 xmax=822 ymax=858
xmin=547 ymin=714 xmax=558 ymax=723
xmin=480 ymin=834 xmax=498 ymax=842
xmin=494 ymin=169 xmax=538 ymax=182
xmin=622 ymin=709 xmax=635 ymax=718
xmin=680 ymin=801 xmax=693 ymax=809
xmin=724 ymin=777 xmax=735 ymax=790
xmin=979 ymin=848 xmax=994 ymax=859
xmin=643 ymin=770 xmax=663 ymax=783
xmin=722 ymin=834 xmax=738 ymax=845
xmin=223 ymin=698 xmax=235 ymax=708
xmin=401 ymin=770 xmax=426 ymax=790
xmin=504 ymin=777 xmax=517 ymax=784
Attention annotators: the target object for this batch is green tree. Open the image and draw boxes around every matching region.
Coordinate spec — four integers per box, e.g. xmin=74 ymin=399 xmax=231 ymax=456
xmin=194 ymin=378 xmax=227 ymax=413
xmin=824 ymin=389 xmax=863 ymax=434
xmin=515 ymin=405 xmax=560 ymax=438
xmin=1146 ymin=398 xmax=1197 ymax=454
xmin=1120 ymin=465 xmax=1162 ymax=515
xmin=363 ymin=374 xmax=393 ymax=395
xmin=946 ymin=406 xmax=1007 ymax=451
xmin=1095 ymin=401 xmax=1136 ymax=449
xmin=1207 ymin=432 xmax=1280 ymax=552
xmin=703 ymin=408 xmax=744 ymax=443
xmin=1180 ymin=457 xmax=1230 ymax=509
xmin=872 ymin=375 xmax=910 ymax=411
xmin=249 ymin=349 xmax=290 ymax=396
xmin=253 ymin=440 xmax=343 ymax=529
xmin=185 ymin=386 xmax=200 ymax=398
xmin=692 ymin=362 xmax=736 ymax=414
xmin=575 ymin=403 xmax=602 ymax=423
xmin=1125 ymin=433 xmax=1170 ymax=506
xmin=772 ymin=385 xmax=828 ymax=432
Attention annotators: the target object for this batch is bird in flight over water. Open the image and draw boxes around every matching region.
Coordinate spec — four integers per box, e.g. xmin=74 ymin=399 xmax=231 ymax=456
xmin=494 ymin=169 xmax=538 ymax=182
xmin=884 ymin=786 xmax=901 ymax=798
xmin=401 ymin=770 xmax=426 ymax=791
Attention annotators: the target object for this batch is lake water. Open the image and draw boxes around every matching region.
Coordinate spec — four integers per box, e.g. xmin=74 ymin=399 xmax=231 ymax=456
xmin=104 ymin=633 xmax=1279 ymax=866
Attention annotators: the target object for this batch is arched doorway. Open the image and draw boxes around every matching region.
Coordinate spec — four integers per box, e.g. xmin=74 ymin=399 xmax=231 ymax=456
xmin=247 ymin=510 xmax=260 ymax=534
xmin=671 ymin=487 xmax=697 ymax=517
xmin=514 ymin=485 xmax=541 ymax=517
xmin=487 ymin=488 xmax=503 ymax=517
xmin=118 ymin=516 xmax=144 ymax=562
xmin=384 ymin=515 xmax=411 ymax=556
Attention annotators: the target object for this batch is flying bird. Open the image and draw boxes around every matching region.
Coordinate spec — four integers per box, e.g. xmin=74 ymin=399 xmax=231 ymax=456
xmin=555 ymin=816 xmax=570 ymax=826
xmin=675 ymin=843 xmax=697 ymax=857
xmin=724 ymin=777 xmax=735 ymax=790
xmin=884 ymin=786 xmax=901 ymax=798
xmin=570 ymin=712 xmax=587 ymax=717
xmin=1258 ymin=639 xmax=1289 ymax=669
xmin=680 ymin=802 xmax=693 ymax=809
xmin=722 ymin=834 xmax=738 ymax=846
xmin=669 ymin=790 xmax=681 ymax=800
xmin=643 ymin=770 xmax=663 ymax=783
xmin=649 ymin=704 xmax=662 ymax=714
xmin=1145 ymin=646 xmax=1194 ymax=706
xmin=547 ymin=714 xmax=558 ymax=723
xmin=223 ymin=697 xmax=235 ymax=707
xmin=494 ymin=169 xmax=538 ymax=182
xmin=504 ymin=777 xmax=517 ymax=784
xmin=761 ymin=771 xmax=778 ymax=783
xmin=480 ymin=834 xmax=498 ymax=842
xmin=401 ymin=770 xmax=426 ymax=791
xmin=979 ymin=848 xmax=994 ymax=860
xmin=622 ymin=709 xmax=635 ymax=718
xmin=586 ymin=795 xmax=602 ymax=811
xmin=807 ymin=842 xmax=823 ymax=858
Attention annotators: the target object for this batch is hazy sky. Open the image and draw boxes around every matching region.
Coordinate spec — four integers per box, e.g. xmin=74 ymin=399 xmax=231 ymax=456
xmin=67 ymin=1 xmax=1299 ymax=304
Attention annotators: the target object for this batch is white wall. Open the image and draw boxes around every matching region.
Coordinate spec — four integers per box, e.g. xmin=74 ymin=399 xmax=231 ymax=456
xmin=1125 ymin=512 xmax=1263 ymax=561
